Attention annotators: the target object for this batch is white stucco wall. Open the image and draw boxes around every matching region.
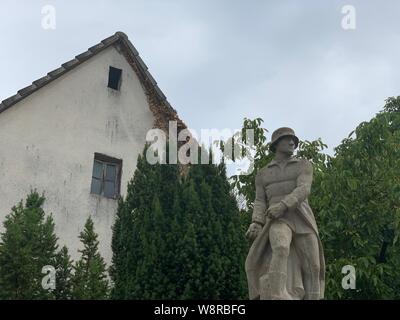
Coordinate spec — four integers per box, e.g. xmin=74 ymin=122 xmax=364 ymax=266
xmin=0 ymin=45 xmax=154 ymax=264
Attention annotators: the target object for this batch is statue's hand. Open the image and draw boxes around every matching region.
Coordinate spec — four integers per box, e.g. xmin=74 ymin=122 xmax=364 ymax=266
xmin=266 ymin=202 xmax=287 ymax=219
xmin=246 ymin=222 xmax=262 ymax=241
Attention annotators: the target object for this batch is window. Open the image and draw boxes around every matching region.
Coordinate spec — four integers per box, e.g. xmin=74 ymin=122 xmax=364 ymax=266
xmin=90 ymin=153 xmax=122 ymax=199
xmin=108 ymin=66 xmax=122 ymax=90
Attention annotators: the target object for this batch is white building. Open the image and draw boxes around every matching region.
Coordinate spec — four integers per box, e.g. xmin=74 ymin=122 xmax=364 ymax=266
xmin=0 ymin=32 xmax=186 ymax=264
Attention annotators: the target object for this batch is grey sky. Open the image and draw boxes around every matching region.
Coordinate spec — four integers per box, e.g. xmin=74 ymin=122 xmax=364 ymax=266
xmin=1 ymin=0 xmax=399 ymax=154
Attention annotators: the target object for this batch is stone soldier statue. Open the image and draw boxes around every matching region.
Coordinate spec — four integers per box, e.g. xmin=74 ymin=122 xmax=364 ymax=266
xmin=245 ymin=127 xmax=325 ymax=300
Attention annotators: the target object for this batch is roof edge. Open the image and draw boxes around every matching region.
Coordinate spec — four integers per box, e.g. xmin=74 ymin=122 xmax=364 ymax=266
xmin=0 ymin=32 xmax=179 ymax=121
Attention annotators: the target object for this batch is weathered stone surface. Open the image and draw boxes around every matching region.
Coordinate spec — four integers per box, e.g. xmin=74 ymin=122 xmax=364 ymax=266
xmin=245 ymin=127 xmax=325 ymax=300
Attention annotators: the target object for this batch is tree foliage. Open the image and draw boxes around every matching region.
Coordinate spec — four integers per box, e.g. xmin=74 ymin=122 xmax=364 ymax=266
xmin=72 ymin=216 xmax=109 ymax=299
xmin=312 ymin=96 xmax=400 ymax=299
xmin=54 ymin=246 xmax=74 ymax=300
xmin=111 ymin=145 xmax=247 ymax=299
xmin=0 ymin=191 xmax=58 ymax=299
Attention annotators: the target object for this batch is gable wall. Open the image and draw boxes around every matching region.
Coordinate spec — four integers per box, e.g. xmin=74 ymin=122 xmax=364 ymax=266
xmin=0 ymin=45 xmax=154 ymax=263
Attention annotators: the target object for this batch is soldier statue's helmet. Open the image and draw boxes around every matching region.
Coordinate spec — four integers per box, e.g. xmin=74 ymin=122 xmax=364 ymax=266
xmin=269 ymin=127 xmax=299 ymax=152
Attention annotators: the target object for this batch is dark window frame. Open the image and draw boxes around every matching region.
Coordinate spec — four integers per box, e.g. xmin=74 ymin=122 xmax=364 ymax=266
xmin=107 ymin=66 xmax=122 ymax=91
xmin=90 ymin=153 xmax=123 ymax=199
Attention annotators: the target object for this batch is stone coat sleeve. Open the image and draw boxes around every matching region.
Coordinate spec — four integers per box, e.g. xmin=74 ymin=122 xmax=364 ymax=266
xmin=251 ymin=172 xmax=267 ymax=226
xmin=281 ymin=160 xmax=313 ymax=210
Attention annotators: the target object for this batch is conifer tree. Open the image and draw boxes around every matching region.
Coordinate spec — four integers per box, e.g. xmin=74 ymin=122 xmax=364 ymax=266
xmin=185 ymin=161 xmax=248 ymax=299
xmin=111 ymin=149 xmax=161 ymax=298
xmin=111 ymin=145 xmax=247 ymax=299
xmin=109 ymin=197 xmax=131 ymax=299
xmin=176 ymin=179 xmax=204 ymax=299
xmin=72 ymin=217 xmax=109 ymax=299
xmin=54 ymin=246 xmax=73 ymax=300
xmin=0 ymin=191 xmax=58 ymax=299
xmin=111 ymin=143 xmax=184 ymax=299
xmin=134 ymin=195 xmax=174 ymax=299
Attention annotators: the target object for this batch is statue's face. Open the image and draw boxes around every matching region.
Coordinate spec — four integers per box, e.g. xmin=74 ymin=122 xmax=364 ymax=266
xmin=275 ymin=136 xmax=296 ymax=155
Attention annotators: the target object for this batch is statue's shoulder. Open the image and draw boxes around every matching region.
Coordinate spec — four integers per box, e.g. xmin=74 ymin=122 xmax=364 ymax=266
xmin=298 ymin=157 xmax=312 ymax=165
xmin=286 ymin=156 xmax=311 ymax=164
xmin=256 ymin=164 xmax=272 ymax=178
xmin=296 ymin=158 xmax=314 ymax=171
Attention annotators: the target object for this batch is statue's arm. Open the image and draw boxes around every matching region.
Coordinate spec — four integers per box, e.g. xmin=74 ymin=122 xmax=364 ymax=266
xmin=281 ymin=160 xmax=313 ymax=210
xmin=252 ymin=172 xmax=267 ymax=226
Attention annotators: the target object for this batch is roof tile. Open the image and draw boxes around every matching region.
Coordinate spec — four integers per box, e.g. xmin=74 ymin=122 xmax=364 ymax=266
xmin=135 ymin=55 xmax=148 ymax=71
xmin=75 ymin=50 xmax=93 ymax=61
xmin=2 ymin=94 xmax=23 ymax=107
xmin=62 ymin=58 xmax=80 ymax=69
xmin=33 ymin=75 xmax=52 ymax=87
xmin=47 ymin=66 xmax=67 ymax=78
xmin=146 ymin=71 xmax=157 ymax=86
xmin=101 ymin=34 xmax=119 ymax=45
xmin=18 ymin=84 xmax=37 ymax=97
xmin=88 ymin=42 xmax=105 ymax=53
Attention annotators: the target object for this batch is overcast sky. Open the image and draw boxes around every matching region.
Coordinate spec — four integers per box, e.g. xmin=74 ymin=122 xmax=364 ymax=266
xmin=1 ymin=0 xmax=399 ymax=154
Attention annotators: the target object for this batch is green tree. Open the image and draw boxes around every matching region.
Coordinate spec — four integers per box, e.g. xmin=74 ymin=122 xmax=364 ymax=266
xmin=72 ymin=217 xmax=109 ymax=299
xmin=109 ymin=197 xmax=132 ymax=299
xmin=54 ymin=246 xmax=74 ymax=300
xmin=111 ymin=145 xmax=247 ymax=299
xmin=0 ymin=191 xmax=58 ymax=299
xmin=110 ymin=147 xmax=174 ymax=299
xmin=311 ymin=96 xmax=400 ymax=299
xmin=185 ymin=161 xmax=248 ymax=299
